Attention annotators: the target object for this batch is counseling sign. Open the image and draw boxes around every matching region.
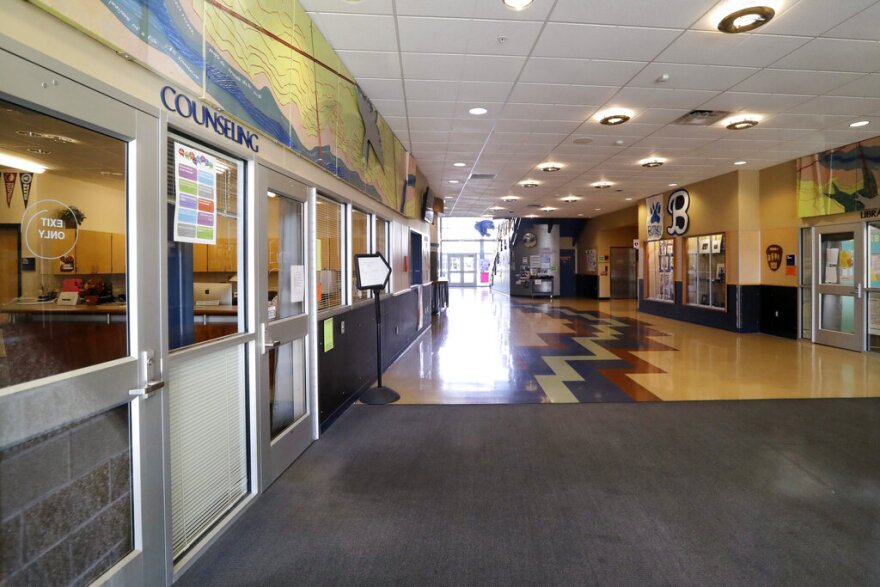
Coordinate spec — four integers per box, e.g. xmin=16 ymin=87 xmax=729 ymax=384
xmin=173 ymin=142 xmax=217 ymax=244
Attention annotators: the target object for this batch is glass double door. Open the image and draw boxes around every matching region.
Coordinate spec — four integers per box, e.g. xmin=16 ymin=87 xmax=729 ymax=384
xmin=448 ymin=254 xmax=477 ymax=287
xmin=813 ymin=223 xmax=865 ymax=351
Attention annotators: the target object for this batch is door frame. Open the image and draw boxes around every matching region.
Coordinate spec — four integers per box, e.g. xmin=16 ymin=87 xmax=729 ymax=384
xmin=812 ymin=222 xmax=865 ymax=351
xmin=255 ymin=163 xmax=317 ymax=490
xmin=0 ymin=44 xmax=166 ymax=585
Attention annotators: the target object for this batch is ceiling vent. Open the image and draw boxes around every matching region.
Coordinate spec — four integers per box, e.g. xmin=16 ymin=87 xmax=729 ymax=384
xmin=469 ymin=173 xmax=496 ymax=180
xmin=672 ymin=110 xmax=731 ymax=126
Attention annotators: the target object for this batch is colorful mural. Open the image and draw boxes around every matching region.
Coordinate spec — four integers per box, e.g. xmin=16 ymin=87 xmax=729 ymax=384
xmin=33 ymin=0 xmax=420 ymax=218
xmin=797 ymin=136 xmax=880 ymax=217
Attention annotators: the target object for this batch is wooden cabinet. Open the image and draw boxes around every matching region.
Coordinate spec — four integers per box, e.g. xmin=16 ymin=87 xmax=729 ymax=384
xmin=75 ymin=230 xmax=112 ymax=274
xmin=207 ymin=239 xmax=236 ymax=272
xmin=111 ymin=232 xmax=126 ymax=274
xmin=193 ymin=243 xmax=208 ymax=272
xmin=268 ymin=238 xmax=279 ymax=273
xmin=51 ymin=228 xmax=78 ymax=275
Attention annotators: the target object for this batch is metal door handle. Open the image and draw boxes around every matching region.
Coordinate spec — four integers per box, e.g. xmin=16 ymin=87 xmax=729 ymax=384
xmin=130 ymin=380 xmax=164 ymax=397
xmin=263 ymin=339 xmax=282 ymax=350
xmin=853 ymin=283 xmax=863 ymax=298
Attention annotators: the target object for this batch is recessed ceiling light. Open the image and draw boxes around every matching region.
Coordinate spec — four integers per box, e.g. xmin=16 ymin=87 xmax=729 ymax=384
xmin=0 ymin=152 xmax=46 ymax=173
xmin=468 ymin=107 xmax=488 ymax=116
xmin=561 ymin=196 xmax=581 ymax=203
xmin=444 ymin=197 xmax=453 ymax=200
xmin=502 ymin=0 xmax=533 ymax=10
xmin=453 ymin=162 xmax=467 ymax=167
xmin=100 ymin=170 xmax=123 ymax=176
xmin=640 ymin=158 xmax=666 ymax=168
xmin=734 ymin=160 xmax=747 ymax=166
xmin=540 ymin=206 xmax=558 ymax=212
xmin=578 ymin=213 xmax=585 ymax=217
xmin=717 ymin=5 xmax=775 ymax=34
xmin=16 ymin=130 xmax=44 ymax=138
xmin=850 ymin=120 xmax=870 ymax=128
xmin=592 ymin=181 xmax=613 ymax=189
xmin=26 ymin=147 xmax=52 ymax=155
xmin=625 ymin=197 xmax=633 ymax=201
xmin=525 ymin=214 xmax=539 ymax=218
xmin=595 ymin=108 xmax=634 ymax=126
xmin=595 ymin=208 xmax=602 ymax=211
xmin=501 ymin=195 xmax=520 ymax=202
xmin=724 ymin=115 xmax=761 ymax=130
xmin=669 ymin=183 xmax=678 ymax=187
xmin=521 ymin=180 xmax=541 ymax=188
xmin=489 ymin=205 xmax=505 ymax=211
xmin=538 ymin=162 xmax=563 ymax=172
xmin=448 ymin=180 xmax=460 ymax=184
xmin=43 ymin=134 xmax=77 ymax=144
xmin=481 ymin=214 xmax=494 ymax=218
xmin=572 ymin=137 xmax=593 ymax=145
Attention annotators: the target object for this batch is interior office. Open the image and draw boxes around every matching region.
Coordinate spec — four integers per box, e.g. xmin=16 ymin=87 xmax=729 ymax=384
xmin=0 ymin=0 xmax=879 ymax=585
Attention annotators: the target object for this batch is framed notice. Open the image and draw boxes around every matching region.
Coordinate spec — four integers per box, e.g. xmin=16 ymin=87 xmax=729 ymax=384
xmin=173 ymin=141 xmax=217 ymax=244
xmin=586 ymin=249 xmax=597 ymax=272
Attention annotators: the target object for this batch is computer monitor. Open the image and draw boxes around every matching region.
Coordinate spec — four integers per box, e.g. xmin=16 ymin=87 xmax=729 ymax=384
xmin=193 ymin=282 xmax=233 ymax=306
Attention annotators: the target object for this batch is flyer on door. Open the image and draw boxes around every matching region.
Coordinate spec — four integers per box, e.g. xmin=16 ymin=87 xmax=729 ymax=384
xmin=173 ymin=142 xmax=217 ymax=244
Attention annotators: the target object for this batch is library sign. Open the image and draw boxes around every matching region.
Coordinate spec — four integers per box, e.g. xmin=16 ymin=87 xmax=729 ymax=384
xmin=21 ymin=199 xmax=79 ymax=259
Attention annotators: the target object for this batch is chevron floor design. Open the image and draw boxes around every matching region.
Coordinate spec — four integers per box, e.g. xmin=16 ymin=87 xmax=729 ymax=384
xmin=382 ymin=288 xmax=880 ymax=404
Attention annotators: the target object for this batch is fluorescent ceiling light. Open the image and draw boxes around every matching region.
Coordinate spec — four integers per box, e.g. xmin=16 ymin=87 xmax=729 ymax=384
xmin=850 ymin=120 xmax=870 ymax=128
xmin=0 ymin=152 xmax=46 ymax=173
xmin=734 ymin=160 xmax=747 ymax=165
xmin=453 ymin=162 xmax=467 ymax=167
xmin=468 ymin=107 xmax=488 ymax=116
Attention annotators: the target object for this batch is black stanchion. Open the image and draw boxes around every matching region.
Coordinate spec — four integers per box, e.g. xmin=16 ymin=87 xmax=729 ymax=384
xmin=354 ymin=253 xmax=399 ymax=405
xmin=359 ymin=290 xmax=399 ymax=404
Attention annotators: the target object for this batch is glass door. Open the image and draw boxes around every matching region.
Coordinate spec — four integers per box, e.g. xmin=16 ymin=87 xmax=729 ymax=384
xmin=257 ymin=166 xmax=315 ymax=488
xmin=0 ymin=50 xmax=164 ymax=585
xmin=813 ymin=223 xmax=865 ymax=351
xmin=868 ymin=223 xmax=880 ymax=352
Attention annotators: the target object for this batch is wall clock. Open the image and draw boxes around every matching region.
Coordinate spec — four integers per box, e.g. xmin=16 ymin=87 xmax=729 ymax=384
xmin=522 ymin=232 xmax=537 ymax=248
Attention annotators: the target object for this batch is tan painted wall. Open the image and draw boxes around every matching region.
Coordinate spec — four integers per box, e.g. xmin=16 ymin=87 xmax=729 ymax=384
xmin=577 ymin=206 xmax=638 ymax=297
xmin=759 ymin=162 xmax=802 ymax=287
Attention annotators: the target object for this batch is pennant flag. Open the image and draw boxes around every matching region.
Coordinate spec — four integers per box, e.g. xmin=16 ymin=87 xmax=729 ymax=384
xmin=3 ymin=172 xmax=15 ymax=207
xmin=19 ymin=172 xmax=33 ymax=208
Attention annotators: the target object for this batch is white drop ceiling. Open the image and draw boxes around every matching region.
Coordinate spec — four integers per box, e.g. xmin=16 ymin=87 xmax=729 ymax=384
xmin=300 ymin=0 xmax=880 ymax=218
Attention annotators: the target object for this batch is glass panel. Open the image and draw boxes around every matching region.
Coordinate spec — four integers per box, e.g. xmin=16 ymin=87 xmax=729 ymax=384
xmin=316 ymin=197 xmax=343 ymax=310
xmin=0 ymin=98 xmax=128 ymax=387
xmin=820 ymin=232 xmax=855 ymax=286
xmin=869 ymin=223 xmax=880 ymax=289
xmin=375 ymin=219 xmax=388 ymax=258
xmin=645 ymin=239 xmax=674 ymax=302
xmin=463 ymin=256 xmax=475 ymax=271
xmin=169 ymin=345 xmax=247 ymax=559
xmin=801 ymin=287 xmax=812 ymax=340
xmin=449 ymin=273 xmax=461 ymax=284
xmin=800 ymin=227 xmax=812 ymax=286
xmin=167 ymin=137 xmax=242 ymax=350
xmin=821 ymin=293 xmax=855 ymax=334
xmin=351 ymin=209 xmax=370 ymax=301
xmin=868 ymin=292 xmax=880 ymax=352
xmin=463 ymin=272 xmax=475 ymax=282
xmin=269 ymin=338 xmax=307 ymax=437
xmin=686 ymin=234 xmax=725 ymax=308
xmin=450 ymin=257 xmax=461 ymax=271
xmin=267 ymin=194 xmax=304 ymax=320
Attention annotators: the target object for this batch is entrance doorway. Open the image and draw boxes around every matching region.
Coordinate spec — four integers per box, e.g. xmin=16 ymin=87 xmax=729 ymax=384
xmin=448 ymin=254 xmax=477 ymax=287
xmin=813 ymin=223 xmax=865 ymax=351
xmin=610 ymin=247 xmax=637 ymax=299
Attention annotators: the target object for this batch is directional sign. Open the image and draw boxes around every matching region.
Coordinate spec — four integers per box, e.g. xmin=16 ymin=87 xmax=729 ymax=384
xmin=355 ymin=253 xmax=391 ymax=290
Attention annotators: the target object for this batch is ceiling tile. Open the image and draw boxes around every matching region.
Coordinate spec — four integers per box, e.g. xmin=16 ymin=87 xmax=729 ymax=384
xmin=731 ymin=68 xmax=864 ymax=95
xmin=308 ymin=13 xmax=398 ymax=51
xmin=786 ymin=95 xmax=880 ymax=116
xmin=401 ymin=53 xmax=465 ymax=80
xmin=657 ymin=31 xmax=810 ymax=68
xmin=534 ymin=23 xmax=681 ymax=61
xmin=771 ymin=38 xmax=880 ymax=73
xmin=628 ymin=109 xmax=692 ymax=125
xmin=456 ymin=81 xmax=515 ymax=102
xmin=408 ymin=117 xmax=454 ymax=131
xmin=519 ymin=58 xmax=646 ymax=85
xmin=369 ymin=99 xmax=407 ymax=117
xmin=828 ymin=74 xmax=880 ymax=98
xmin=466 ymin=19 xmax=545 ymax=56
xmin=404 ymin=80 xmax=459 ymax=101
xmin=612 ymin=86 xmax=720 ymax=110
xmin=300 ymin=0 xmax=394 ymax=14
xmin=697 ymin=92 xmax=814 ymax=113
xmin=822 ymin=2 xmax=880 ymax=40
xmin=398 ymin=17 xmax=471 ymax=54
xmin=758 ymin=112 xmax=853 ymax=130
xmin=760 ymin=0 xmax=876 ymax=36
xmin=508 ymin=83 xmax=616 ymax=106
xmin=336 ymin=51 xmax=401 ymax=78
xmin=550 ymin=0 xmax=716 ymax=28
xmin=628 ymin=63 xmax=759 ymax=91
xmin=355 ymin=78 xmax=404 ymax=101
xmin=407 ymin=100 xmax=458 ymax=117
xmin=461 ymin=55 xmax=527 ymax=82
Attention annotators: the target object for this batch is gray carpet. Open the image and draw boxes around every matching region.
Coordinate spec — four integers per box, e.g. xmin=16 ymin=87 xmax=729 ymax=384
xmin=177 ymin=401 xmax=880 ymax=586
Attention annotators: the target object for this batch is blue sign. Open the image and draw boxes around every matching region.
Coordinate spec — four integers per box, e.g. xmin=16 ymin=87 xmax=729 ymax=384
xmin=161 ymin=86 xmax=259 ymax=152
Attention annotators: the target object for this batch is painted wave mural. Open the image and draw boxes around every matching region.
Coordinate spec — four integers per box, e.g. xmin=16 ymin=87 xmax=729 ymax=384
xmin=34 ymin=0 xmax=420 ymax=218
xmin=797 ymin=136 xmax=880 ymax=217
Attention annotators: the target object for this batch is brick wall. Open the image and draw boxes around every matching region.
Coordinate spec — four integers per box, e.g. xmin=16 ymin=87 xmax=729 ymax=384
xmin=0 ymin=405 xmax=132 ymax=586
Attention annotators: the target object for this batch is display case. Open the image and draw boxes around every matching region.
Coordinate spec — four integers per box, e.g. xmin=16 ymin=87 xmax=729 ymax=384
xmin=686 ymin=233 xmax=726 ymax=309
xmin=645 ymin=239 xmax=675 ymax=302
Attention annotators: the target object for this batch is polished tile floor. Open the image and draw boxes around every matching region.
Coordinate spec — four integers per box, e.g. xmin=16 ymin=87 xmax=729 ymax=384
xmin=383 ymin=288 xmax=880 ymax=403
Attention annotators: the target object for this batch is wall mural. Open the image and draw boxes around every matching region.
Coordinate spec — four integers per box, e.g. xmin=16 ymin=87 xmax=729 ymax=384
xmin=797 ymin=136 xmax=880 ymax=218
xmin=33 ymin=0 xmax=421 ymax=219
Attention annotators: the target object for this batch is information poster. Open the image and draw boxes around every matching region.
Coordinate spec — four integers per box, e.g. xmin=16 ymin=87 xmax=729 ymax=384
xmin=291 ymin=265 xmax=305 ymax=303
xmin=173 ymin=142 xmax=217 ymax=244
xmin=870 ymin=227 xmax=880 ymax=288
xmin=586 ymin=249 xmax=597 ymax=272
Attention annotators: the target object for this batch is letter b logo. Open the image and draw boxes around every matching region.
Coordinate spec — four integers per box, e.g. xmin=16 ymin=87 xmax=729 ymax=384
xmin=666 ymin=189 xmax=690 ymax=236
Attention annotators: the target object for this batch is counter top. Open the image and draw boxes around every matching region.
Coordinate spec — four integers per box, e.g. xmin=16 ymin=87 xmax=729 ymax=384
xmin=1 ymin=302 xmax=237 ymax=315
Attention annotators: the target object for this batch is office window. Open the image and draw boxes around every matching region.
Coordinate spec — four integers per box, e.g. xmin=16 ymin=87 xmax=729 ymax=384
xmin=686 ymin=233 xmax=726 ymax=309
xmin=351 ymin=208 xmax=370 ymax=301
xmin=645 ymin=239 xmax=675 ymax=302
xmin=0 ymin=98 xmax=128 ymax=387
xmin=375 ymin=218 xmax=389 ymax=259
xmin=316 ymin=196 xmax=343 ymax=310
xmin=167 ymin=137 xmax=243 ymax=350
